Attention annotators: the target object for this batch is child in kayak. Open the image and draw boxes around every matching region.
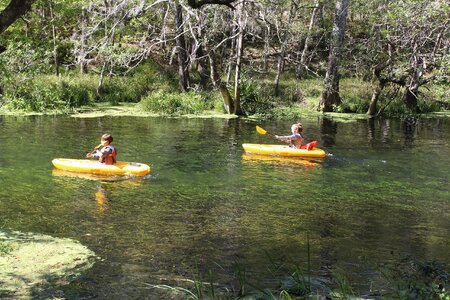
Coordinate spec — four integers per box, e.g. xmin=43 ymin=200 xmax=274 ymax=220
xmin=275 ymin=122 xmax=304 ymax=149
xmin=86 ymin=133 xmax=117 ymax=165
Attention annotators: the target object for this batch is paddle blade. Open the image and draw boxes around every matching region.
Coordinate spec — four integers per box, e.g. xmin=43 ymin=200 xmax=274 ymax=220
xmin=256 ymin=125 xmax=267 ymax=135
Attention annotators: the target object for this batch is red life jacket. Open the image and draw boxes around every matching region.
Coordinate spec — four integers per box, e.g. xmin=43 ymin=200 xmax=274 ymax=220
xmin=300 ymin=141 xmax=317 ymax=150
xmin=99 ymin=145 xmax=117 ymax=165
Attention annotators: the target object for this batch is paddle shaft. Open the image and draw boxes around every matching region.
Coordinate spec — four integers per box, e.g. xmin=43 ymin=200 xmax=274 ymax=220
xmin=256 ymin=125 xmax=277 ymax=138
xmin=86 ymin=144 xmax=102 ymax=158
xmin=92 ymin=144 xmax=102 ymax=151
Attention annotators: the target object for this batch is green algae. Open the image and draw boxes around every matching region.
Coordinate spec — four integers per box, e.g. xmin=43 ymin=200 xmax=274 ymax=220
xmin=0 ymin=230 xmax=97 ymax=298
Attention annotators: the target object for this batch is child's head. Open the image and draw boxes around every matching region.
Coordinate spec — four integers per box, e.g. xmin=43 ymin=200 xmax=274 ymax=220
xmin=291 ymin=122 xmax=303 ymax=134
xmin=101 ymin=133 xmax=113 ymax=145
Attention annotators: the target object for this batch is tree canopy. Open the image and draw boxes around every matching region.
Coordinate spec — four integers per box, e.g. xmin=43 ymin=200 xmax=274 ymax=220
xmin=0 ymin=0 xmax=448 ymax=115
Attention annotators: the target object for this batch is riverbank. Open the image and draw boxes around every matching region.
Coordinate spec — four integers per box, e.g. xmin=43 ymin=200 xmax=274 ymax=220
xmin=0 ymin=229 xmax=97 ymax=298
xmin=1 ymin=102 xmax=449 ymax=121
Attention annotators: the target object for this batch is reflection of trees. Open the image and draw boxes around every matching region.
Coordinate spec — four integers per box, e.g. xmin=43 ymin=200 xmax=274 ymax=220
xmin=319 ymin=118 xmax=337 ymax=147
xmin=367 ymin=118 xmax=376 ymax=145
xmin=402 ymin=118 xmax=418 ymax=148
xmin=366 ymin=117 xmax=420 ymax=148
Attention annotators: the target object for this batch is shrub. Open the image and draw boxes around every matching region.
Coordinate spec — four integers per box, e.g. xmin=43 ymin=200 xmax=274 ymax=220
xmin=239 ymin=76 xmax=274 ymax=116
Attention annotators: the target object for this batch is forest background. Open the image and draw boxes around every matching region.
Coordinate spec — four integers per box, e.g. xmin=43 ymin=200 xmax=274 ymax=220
xmin=0 ymin=0 xmax=448 ymax=118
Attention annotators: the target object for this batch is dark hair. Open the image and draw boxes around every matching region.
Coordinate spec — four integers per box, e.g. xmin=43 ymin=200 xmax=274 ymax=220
xmin=101 ymin=133 xmax=113 ymax=143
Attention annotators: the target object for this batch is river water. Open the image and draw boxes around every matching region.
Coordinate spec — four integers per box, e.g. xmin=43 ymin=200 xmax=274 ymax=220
xmin=0 ymin=115 xmax=449 ymax=298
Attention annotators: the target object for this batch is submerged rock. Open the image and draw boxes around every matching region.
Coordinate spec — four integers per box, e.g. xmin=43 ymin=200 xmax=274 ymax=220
xmin=0 ymin=229 xmax=97 ymax=298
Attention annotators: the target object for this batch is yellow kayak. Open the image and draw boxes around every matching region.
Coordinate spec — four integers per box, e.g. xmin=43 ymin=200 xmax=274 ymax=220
xmin=52 ymin=158 xmax=150 ymax=176
xmin=242 ymin=143 xmax=326 ymax=158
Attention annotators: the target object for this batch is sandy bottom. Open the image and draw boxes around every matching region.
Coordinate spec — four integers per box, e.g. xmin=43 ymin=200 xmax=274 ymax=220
xmin=0 ymin=230 xmax=97 ymax=299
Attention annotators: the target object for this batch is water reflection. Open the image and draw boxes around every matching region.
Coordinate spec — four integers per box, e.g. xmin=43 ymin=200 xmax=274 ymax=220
xmin=51 ymin=168 xmax=146 ymax=213
xmin=320 ymin=118 xmax=337 ymax=147
xmin=95 ymin=185 xmax=109 ymax=213
xmin=1 ymin=115 xmax=448 ymax=298
xmin=402 ymin=118 xmax=418 ymax=147
xmin=241 ymin=153 xmax=322 ymax=170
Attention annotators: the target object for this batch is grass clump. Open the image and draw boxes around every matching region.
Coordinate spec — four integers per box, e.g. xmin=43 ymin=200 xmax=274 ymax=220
xmin=140 ymin=89 xmax=219 ymax=116
xmin=338 ymin=78 xmax=374 ymax=113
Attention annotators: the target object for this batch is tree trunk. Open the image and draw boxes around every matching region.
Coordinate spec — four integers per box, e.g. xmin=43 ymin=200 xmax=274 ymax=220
xmin=97 ymin=62 xmax=106 ymax=96
xmin=209 ymin=49 xmax=234 ymax=114
xmin=196 ymin=46 xmax=209 ymax=90
xmin=263 ymin=24 xmax=270 ymax=71
xmin=403 ymin=87 xmax=418 ymax=111
xmin=174 ymin=2 xmax=189 ymax=92
xmin=402 ymin=44 xmax=422 ymax=112
xmin=193 ymin=15 xmax=209 ymax=91
xmin=226 ymin=36 xmax=235 ymax=87
xmin=320 ymin=0 xmax=349 ymax=112
xmin=296 ymin=0 xmax=321 ymax=79
xmin=79 ymin=6 xmax=88 ymax=74
xmin=233 ymin=0 xmax=245 ymax=115
xmin=274 ymin=47 xmax=284 ymax=96
xmin=49 ymin=0 xmax=59 ymax=76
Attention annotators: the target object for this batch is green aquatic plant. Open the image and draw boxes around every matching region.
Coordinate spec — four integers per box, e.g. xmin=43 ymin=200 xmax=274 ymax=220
xmin=0 ymin=242 xmax=14 ymax=255
xmin=376 ymin=256 xmax=449 ymax=300
xmin=144 ymin=252 xmax=450 ymax=299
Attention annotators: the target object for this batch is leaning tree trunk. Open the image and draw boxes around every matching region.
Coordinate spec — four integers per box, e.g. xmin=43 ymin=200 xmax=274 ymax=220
xmin=320 ymin=0 xmax=349 ymax=112
xmin=367 ymin=58 xmax=391 ymax=116
xmin=367 ymin=81 xmax=386 ymax=117
xmin=209 ymin=53 xmax=234 ymax=114
xmin=175 ymin=2 xmax=189 ymax=92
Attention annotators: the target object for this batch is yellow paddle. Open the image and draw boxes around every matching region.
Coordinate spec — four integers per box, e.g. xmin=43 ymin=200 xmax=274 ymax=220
xmin=256 ymin=125 xmax=276 ymax=138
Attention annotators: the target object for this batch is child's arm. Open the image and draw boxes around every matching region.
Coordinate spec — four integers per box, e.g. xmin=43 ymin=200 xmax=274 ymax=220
xmin=275 ymin=134 xmax=298 ymax=141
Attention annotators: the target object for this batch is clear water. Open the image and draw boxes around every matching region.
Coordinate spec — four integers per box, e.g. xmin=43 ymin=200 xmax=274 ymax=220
xmin=0 ymin=115 xmax=449 ymax=298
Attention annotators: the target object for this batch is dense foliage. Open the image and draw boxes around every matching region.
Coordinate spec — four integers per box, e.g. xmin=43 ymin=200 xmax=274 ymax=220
xmin=0 ymin=0 xmax=448 ymax=116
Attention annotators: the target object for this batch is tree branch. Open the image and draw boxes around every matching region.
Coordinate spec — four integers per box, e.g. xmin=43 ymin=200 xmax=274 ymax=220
xmin=0 ymin=0 xmax=35 ymax=35
xmin=0 ymin=0 xmax=35 ymax=53
xmin=187 ymin=0 xmax=236 ymax=10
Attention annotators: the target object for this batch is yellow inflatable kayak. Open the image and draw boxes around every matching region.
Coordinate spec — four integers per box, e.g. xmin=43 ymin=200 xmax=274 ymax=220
xmin=52 ymin=159 xmax=150 ymax=176
xmin=242 ymin=143 xmax=326 ymax=158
